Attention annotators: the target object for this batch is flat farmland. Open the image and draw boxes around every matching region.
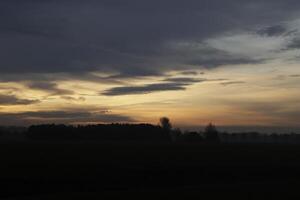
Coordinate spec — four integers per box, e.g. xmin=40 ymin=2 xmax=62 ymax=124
xmin=1 ymin=141 xmax=300 ymax=199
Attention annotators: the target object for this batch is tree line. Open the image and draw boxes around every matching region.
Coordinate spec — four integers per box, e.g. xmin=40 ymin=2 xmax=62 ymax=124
xmin=1 ymin=117 xmax=299 ymax=143
xmin=24 ymin=117 xmax=220 ymax=142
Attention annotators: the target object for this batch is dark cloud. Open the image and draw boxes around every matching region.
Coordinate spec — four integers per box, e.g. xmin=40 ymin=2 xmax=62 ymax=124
xmin=0 ymin=94 xmax=39 ymax=105
xmin=102 ymin=83 xmax=188 ymax=96
xmin=0 ymin=110 xmax=135 ymax=126
xmin=0 ymin=72 xmax=126 ymax=86
xmin=25 ymin=81 xmax=74 ymax=95
xmin=220 ymin=81 xmax=246 ymax=86
xmin=163 ymin=77 xmax=203 ymax=83
xmin=102 ymin=77 xmax=205 ymax=95
xmin=187 ymin=55 xmax=264 ymax=68
xmin=180 ymin=71 xmax=201 ymax=76
xmin=256 ymin=25 xmax=287 ymax=37
xmin=286 ymin=38 xmax=300 ymax=49
xmin=105 ymin=68 xmax=163 ymax=79
xmin=0 ymin=0 xmax=300 ymax=78
xmin=17 ymin=111 xmax=92 ymax=119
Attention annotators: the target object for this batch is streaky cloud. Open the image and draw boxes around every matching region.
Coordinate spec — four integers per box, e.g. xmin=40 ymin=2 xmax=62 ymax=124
xmin=0 ymin=94 xmax=39 ymax=105
xmin=102 ymin=82 xmax=188 ymax=96
xmin=0 ymin=110 xmax=135 ymax=126
xmin=220 ymin=81 xmax=246 ymax=86
xmin=25 ymin=81 xmax=74 ymax=95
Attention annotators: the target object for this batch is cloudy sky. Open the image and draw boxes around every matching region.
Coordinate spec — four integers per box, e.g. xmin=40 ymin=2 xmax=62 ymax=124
xmin=1 ymin=0 xmax=300 ymax=127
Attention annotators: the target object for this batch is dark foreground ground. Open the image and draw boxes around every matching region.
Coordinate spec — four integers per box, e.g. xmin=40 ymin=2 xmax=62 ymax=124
xmin=1 ymin=141 xmax=300 ymax=199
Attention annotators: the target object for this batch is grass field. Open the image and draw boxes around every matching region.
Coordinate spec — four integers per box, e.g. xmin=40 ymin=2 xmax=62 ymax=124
xmin=1 ymin=141 xmax=300 ymax=199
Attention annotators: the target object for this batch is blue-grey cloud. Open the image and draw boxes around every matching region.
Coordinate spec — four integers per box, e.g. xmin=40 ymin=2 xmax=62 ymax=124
xmin=286 ymin=38 xmax=300 ymax=49
xmin=102 ymin=83 xmax=188 ymax=96
xmin=1 ymin=0 xmax=300 ymax=79
xmin=163 ymin=77 xmax=203 ymax=83
xmin=257 ymin=25 xmax=288 ymax=37
xmin=220 ymin=81 xmax=246 ymax=86
xmin=180 ymin=71 xmax=201 ymax=76
xmin=0 ymin=94 xmax=39 ymax=105
xmin=0 ymin=110 xmax=135 ymax=126
xmin=25 ymin=81 xmax=74 ymax=95
xmin=102 ymin=77 xmax=206 ymax=95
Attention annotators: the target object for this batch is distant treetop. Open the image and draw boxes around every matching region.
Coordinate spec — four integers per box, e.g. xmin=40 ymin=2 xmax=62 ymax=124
xmin=159 ymin=117 xmax=172 ymax=131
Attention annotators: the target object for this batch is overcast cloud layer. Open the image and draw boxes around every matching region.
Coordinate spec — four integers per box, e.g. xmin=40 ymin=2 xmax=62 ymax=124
xmin=1 ymin=0 xmax=300 ymax=77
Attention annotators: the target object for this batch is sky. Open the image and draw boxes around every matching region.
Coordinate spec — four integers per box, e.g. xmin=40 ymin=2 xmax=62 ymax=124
xmin=0 ymin=0 xmax=300 ymax=128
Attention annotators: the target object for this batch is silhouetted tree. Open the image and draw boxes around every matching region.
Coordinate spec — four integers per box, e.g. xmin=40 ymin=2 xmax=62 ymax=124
xmin=203 ymin=123 xmax=220 ymax=143
xmin=159 ymin=117 xmax=172 ymax=132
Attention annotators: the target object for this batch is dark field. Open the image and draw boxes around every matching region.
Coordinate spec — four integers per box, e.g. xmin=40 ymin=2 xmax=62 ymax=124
xmin=1 ymin=142 xmax=300 ymax=199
